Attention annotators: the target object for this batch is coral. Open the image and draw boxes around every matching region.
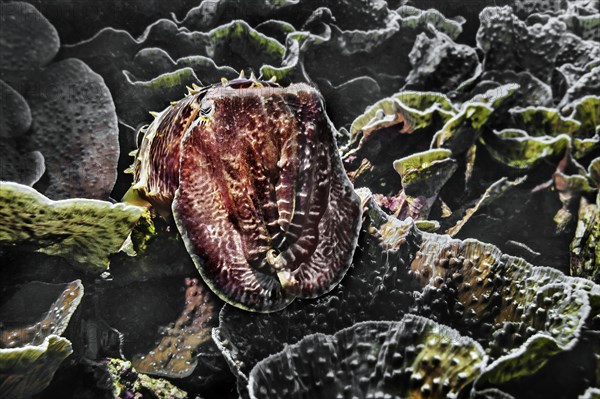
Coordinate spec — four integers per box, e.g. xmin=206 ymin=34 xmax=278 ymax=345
xmin=561 ymin=66 xmax=600 ymax=107
xmin=467 ymin=70 xmax=554 ymax=107
xmin=268 ymin=6 xmax=463 ymax=91
xmin=0 ymin=79 xmax=31 ymax=138
xmin=509 ymin=106 xmax=581 ymax=138
xmin=343 ymin=91 xmax=456 ymax=193
xmin=392 ymin=148 xmax=458 ymax=219
xmin=570 ymin=96 xmax=600 ymax=140
xmin=213 ymin=190 xmax=422 ymax=392
xmin=481 ymin=129 xmax=570 ymax=170
xmin=513 ymin=0 xmax=568 ymax=16
xmin=248 ymin=315 xmax=487 ymax=399
xmin=132 ymin=278 xmax=217 ymax=378
xmin=431 ymin=103 xmax=493 ymax=154
xmin=61 ymin=19 xmax=286 ymax=127
xmin=181 ymin=0 xmax=395 ymax=32
xmin=0 ymin=280 xmax=83 ymax=399
xmin=104 ymin=358 xmax=188 ymax=399
xmin=129 ymin=48 xmax=237 ymax=83
xmin=410 ymin=230 xmax=596 ymax=385
xmin=0 ymin=335 xmax=73 ymax=399
xmin=476 ymin=6 xmax=566 ymax=83
xmin=0 ymin=2 xmax=121 ymax=201
xmin=405 ymin=28 xmax=480 ymax=92
xmin=0 ymin=182 xmax=146 ymax=272
xmin=446 ymin=177 xmax=526 ymax=236
xmin=349 ymin=91 xmax=455 ymax=141
xmin=0 ymin=280 xmax=83 ymax=348
xmin=0 ymin=2 xmax=59 ymax=71
xmin=555 ymin=33 xmax=600 ymax=69
xmin=119 ymin=68 xmax=203 ymax=130
xmin=94 ymin=272 xmax=229 ymax=393
xmin=26 ymin=58 xmax=119 ymax=200
xmin=560 ymin=13 xmax=600 ymax=41
xmin=570 ymin=193 xmax=600 ymax=282
xmin=579 ymin=387 xmax=600 ymax=399
xmin=0 ymin=140 xmax=45 ymax=186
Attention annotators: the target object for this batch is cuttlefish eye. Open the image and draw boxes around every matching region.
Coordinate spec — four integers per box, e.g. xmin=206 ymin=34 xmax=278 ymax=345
xmin=199 ymin=100 xmax=214 ymax=121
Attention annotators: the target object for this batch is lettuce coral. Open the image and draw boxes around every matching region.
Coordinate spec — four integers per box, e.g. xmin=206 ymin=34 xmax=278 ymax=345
xmin=0 ymin=280 xmax=83 ymax=399
xmin=0 ymin=182 xmax=146 ymax=272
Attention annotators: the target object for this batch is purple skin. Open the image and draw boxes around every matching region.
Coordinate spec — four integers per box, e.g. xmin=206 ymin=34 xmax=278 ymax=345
xmin=131 ymin=78 xmax=362 ymax=312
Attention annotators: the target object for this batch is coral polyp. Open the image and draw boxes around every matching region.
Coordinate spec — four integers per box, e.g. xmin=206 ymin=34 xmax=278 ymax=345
xmin=131 ymin=76 xmax=362 ymax=312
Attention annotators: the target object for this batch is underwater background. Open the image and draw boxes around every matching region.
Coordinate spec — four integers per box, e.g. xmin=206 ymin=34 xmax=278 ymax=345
xmin=0 ymin=0 xmax=599 ymax=398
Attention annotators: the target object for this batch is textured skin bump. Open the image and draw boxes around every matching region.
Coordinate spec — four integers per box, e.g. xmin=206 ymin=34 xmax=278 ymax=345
xmin=133 ymin=80 xmax=362 ymax=312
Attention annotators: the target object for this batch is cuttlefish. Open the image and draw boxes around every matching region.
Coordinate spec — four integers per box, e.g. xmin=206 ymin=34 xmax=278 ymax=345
xmin=127 ymin=74 xmax=362 ymax=312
